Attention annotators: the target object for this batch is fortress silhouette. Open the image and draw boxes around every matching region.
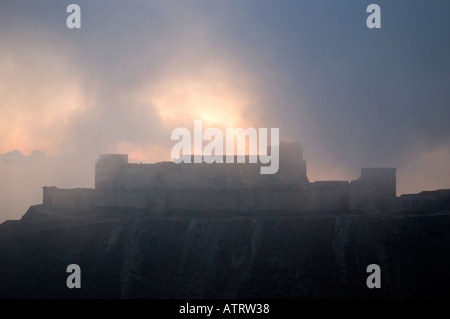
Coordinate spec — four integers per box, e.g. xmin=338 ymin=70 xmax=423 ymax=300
xmin=40 ymin=142 xmax=423 ymax=214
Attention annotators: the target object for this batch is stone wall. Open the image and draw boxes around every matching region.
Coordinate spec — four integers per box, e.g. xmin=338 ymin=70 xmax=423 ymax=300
xmin=398 ymin=190 xmax=450 ymax=212
xmin=311 ymin=181 xmax=350 ymax=212
xmin=95 ymin=143 xmax=309 ymax=193
xmin=43 ymin=187 xmax=95 ymax=210
xmin=42 ymin=145 xmax=399 ymax=214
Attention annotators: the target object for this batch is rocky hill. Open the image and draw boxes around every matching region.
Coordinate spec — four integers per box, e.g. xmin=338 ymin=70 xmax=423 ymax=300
xmin=1 ymin=204 xmax=450 ymax=298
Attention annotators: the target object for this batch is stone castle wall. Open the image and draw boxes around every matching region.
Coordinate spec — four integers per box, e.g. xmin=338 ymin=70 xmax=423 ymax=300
xmin=43 ymin=187 xmax=95 ymax=210
xmin=42 ymin=144 xmax=398 ymax=214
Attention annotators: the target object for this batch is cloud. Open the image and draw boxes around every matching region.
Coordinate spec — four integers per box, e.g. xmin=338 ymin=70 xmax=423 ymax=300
xmin=0 ymin=34 xmax=85 ymax=155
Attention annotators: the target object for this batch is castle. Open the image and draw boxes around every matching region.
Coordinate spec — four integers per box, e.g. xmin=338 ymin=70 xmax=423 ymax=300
xmin=42 ymin=143 xmax=402 ymax=214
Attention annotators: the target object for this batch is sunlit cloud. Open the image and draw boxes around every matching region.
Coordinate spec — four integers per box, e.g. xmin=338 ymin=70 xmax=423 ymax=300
xmin=143 ymin=63 xmax=254 ymax=130
xmin=0 ymin=39 xmax=85 ymax=155
xmin=115 ymin=142 xmax=171 ymax=163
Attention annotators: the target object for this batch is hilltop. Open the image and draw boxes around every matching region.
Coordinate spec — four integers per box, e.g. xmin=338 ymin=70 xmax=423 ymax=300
xmin=1 ymin=199 xmax=450 ymax=298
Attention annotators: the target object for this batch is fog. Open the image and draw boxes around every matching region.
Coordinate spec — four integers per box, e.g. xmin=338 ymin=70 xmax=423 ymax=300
xmin=1 ymin=0 xmax=450 ymax=221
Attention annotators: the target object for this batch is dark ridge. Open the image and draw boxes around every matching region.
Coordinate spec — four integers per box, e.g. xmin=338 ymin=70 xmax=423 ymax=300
xmin=1 ymin=202 xmax=450 ymax=299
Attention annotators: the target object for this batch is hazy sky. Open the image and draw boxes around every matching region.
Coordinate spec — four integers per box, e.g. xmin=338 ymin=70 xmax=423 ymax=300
xmin=1 ymin=0 xmax=450 ymax=221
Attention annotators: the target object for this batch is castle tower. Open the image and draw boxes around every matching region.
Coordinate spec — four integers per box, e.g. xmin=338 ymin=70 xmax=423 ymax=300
xmin=360 ymin=167 xmax=397 ymax=197
xmin=95 ymin=154 xmax=128 ymax=191
xmin=350 ymin=167 xmax=397 ymax=212
xmin=277 ymin=142 xmax=309 ymax=185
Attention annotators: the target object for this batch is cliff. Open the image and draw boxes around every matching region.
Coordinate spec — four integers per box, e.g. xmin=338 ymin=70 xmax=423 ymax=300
xmin=0 ymin=205 xmax=450 ymax=298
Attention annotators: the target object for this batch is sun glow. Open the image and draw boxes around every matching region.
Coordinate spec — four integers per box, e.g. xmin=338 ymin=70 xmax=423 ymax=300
xmin=144 ymin=65 xmax=254 ymax=131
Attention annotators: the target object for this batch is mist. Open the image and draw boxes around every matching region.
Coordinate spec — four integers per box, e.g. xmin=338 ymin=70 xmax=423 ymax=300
xmin=1 ymin=0 xmax=450 ymax=222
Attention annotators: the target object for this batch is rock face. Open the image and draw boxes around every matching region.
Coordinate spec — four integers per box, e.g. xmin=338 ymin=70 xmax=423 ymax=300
xmin=1 ymin=205 xmax=450 ymax=298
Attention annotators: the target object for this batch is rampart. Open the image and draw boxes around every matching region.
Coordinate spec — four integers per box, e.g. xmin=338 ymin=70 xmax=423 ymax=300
xmin=42 ymin=143 xmax=398 ymax=214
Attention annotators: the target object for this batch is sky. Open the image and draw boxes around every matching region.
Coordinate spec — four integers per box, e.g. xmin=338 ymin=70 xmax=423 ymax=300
xmin=0 ymin=0 xmax=450 ymax=221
